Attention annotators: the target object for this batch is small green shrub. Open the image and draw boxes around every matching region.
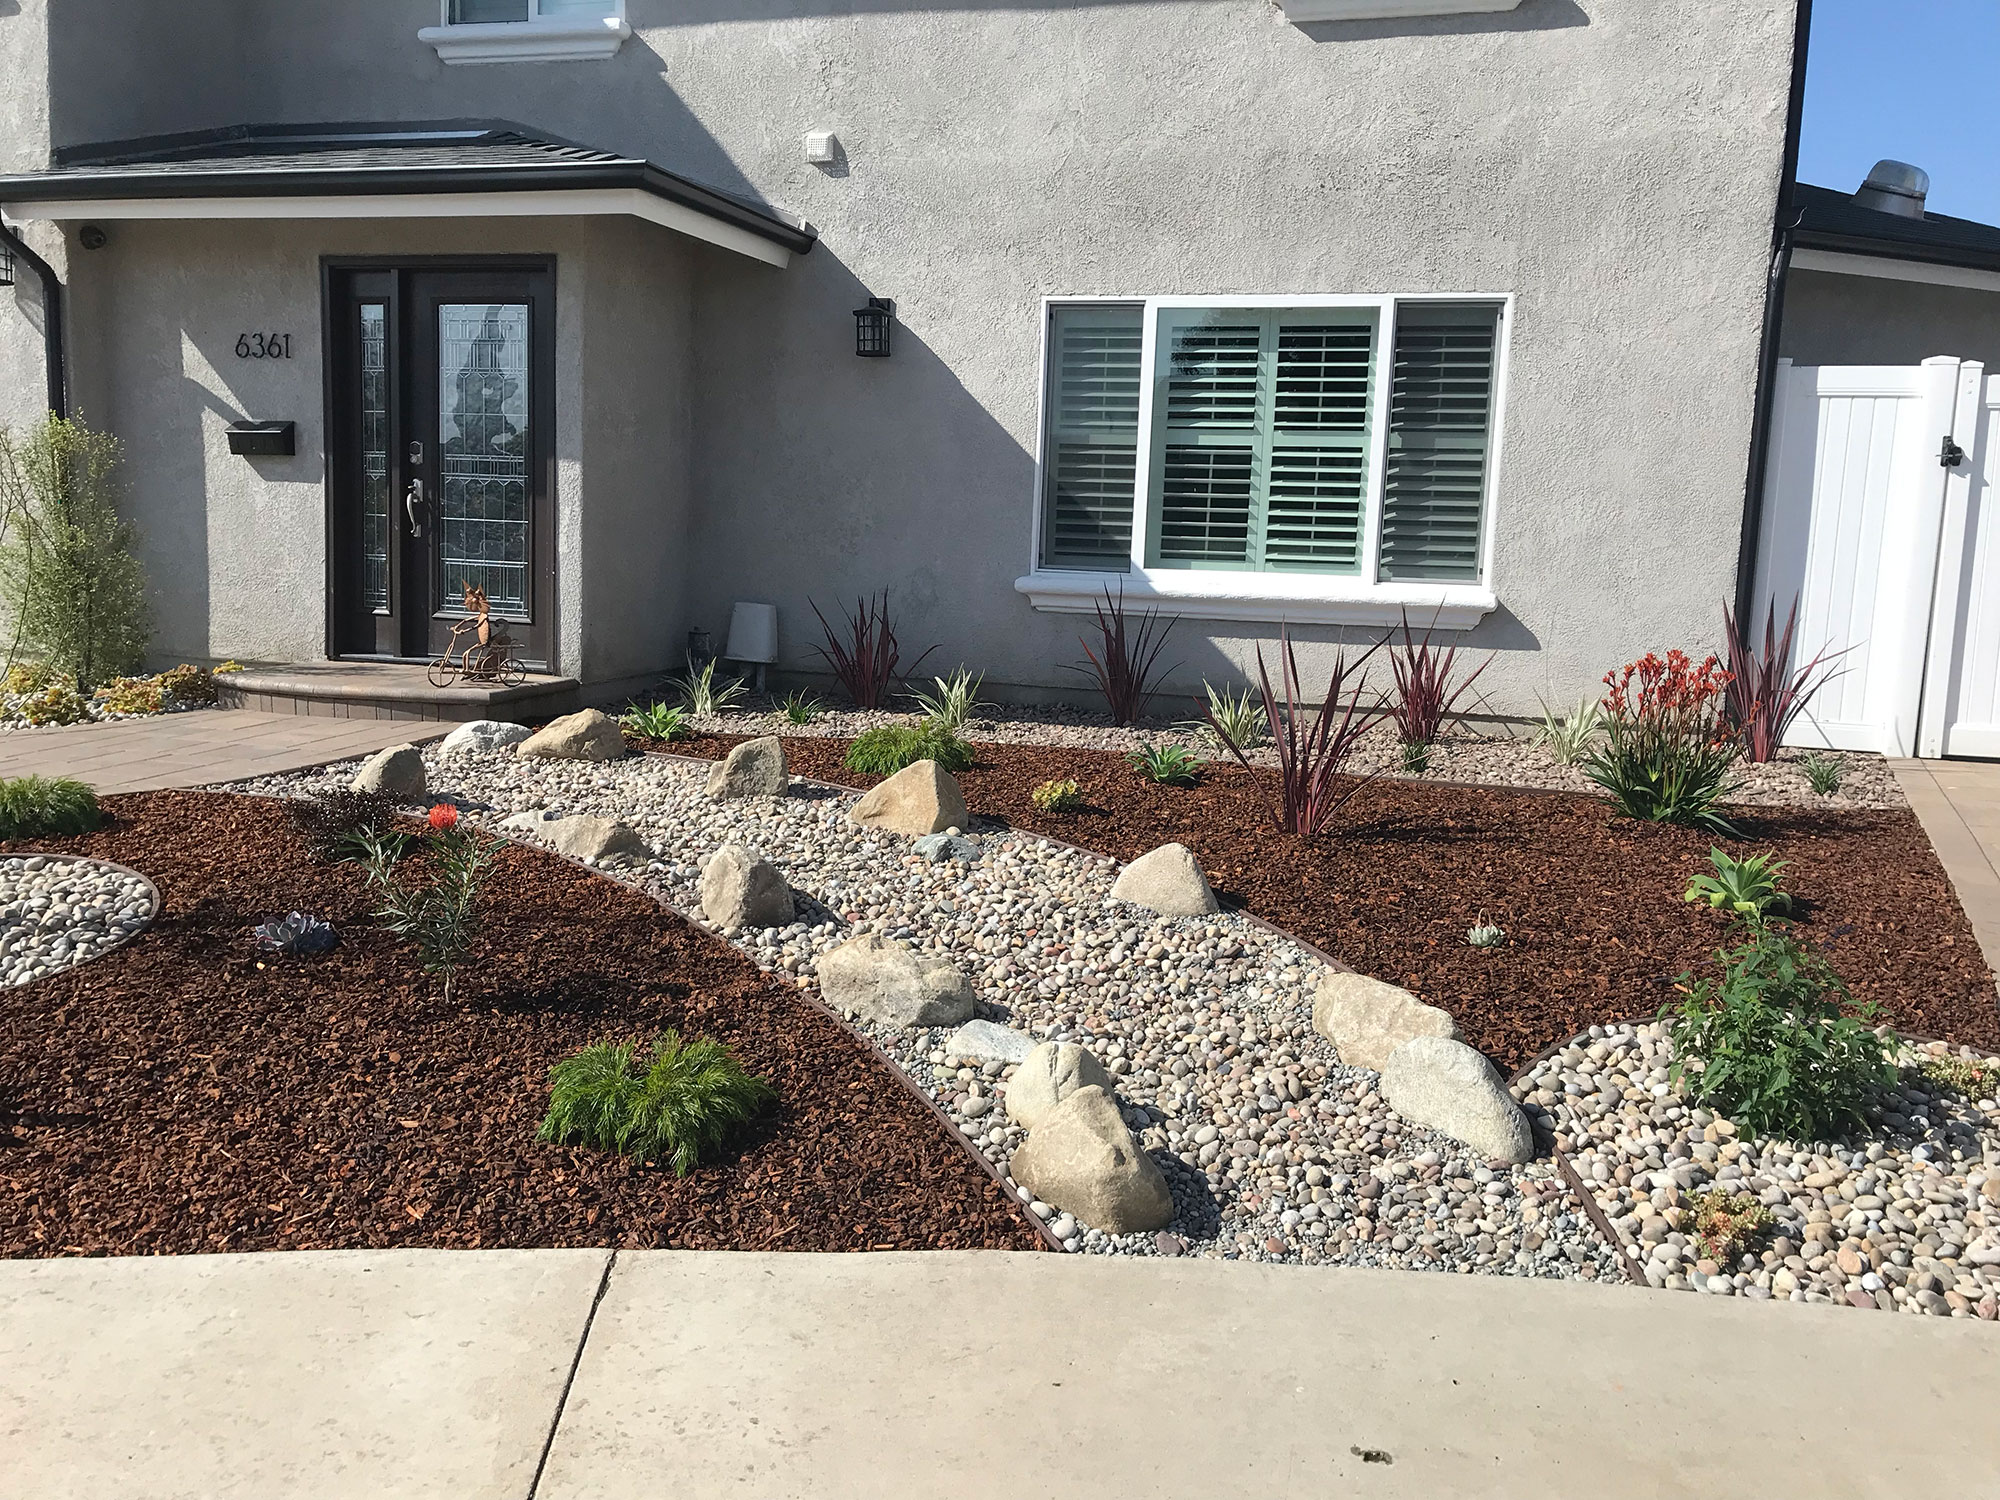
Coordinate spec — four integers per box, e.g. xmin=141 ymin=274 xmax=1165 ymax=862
xmin=3 ymin=661 xmax=52 ymax=695
xmin=1531 ymin=695 xmax=1606 ymax=765
xmin=96 ymin=675 xmax=163 ymax=715
xmin=1689 ymin=1188 xmax=1771 ymax=1263
xmin=359 ymin=804 xmax=499 ymax=1003
xmin=1800 ymin=751 xmax=1844 ymax=797
xmin=842 ymin=724 xmax=973 ymax=775
xmin=1919 ymin=1055 xmax=2000 ymax=1098
xmin=1127 ymin=743 xmax=1202 ymax=786
xmin=1031 ymin=777 xmax=1083 ymax=814
xmin=17 ymin=679 xmax=88 ymax=726
xmin=1663 ymin=924 xmax=1895 ymax=1141
xmin=908 ymin=666 xmax=989 ymax=736
xmin=0 ymin=775 xmax=101 ymax=838
xmin=157 ymin=664 xmax=218 ymax=706
xmin=286 ymin=787 xmax=399 ymax=863
xmin=1400 ymin=740 xmax=1432 ymax=775
xmin=671 ymin=657 xmax=747 ymax=717
xmin=1683 ymin=847 xmax=1791 ymax=922
xmin=537 ymin=1030 xmax=775 ymax=1175
xmin=1184 ymin=680 xmax=1264 ymax=752
xmin=779 ymin=689 xmax=821 ymax=725
xmin=620 ymin=701 xmax=690 ymax=741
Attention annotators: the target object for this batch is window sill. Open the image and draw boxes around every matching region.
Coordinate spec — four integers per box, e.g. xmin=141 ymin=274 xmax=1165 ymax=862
xmin=1014 ymin=570 xmax=1497 ymax=629
xmin=418 ymin=18 xmax=632 ymax=64
xmin=1279 ymin=0 xmax=1525 ymax=20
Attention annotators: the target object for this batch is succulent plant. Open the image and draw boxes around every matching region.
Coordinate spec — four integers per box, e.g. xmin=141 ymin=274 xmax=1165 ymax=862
xmin=1466 ymin=916 xmax=1506 ymax=949
xmin=254 ymin=911 xmax=338 ymax=957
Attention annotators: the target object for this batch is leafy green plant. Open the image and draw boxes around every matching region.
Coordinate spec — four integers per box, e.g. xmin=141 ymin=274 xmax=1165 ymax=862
xmin=1400 ymin=740 xmax=1432 ymax=775
xmin=779 ymin=688 xmax=821 ymax=725
xmin=1531 ymin=695 xmax=1606 ymax=765
xmin=156 ymin=663 xmax=219 ymax=706
xmin=1689 ymin=1188 xmax=1772 ymax=1263
xmin=0 ymin=415 xmax=150 ymax=691
xmin=2 ymin=661 xmax=51 ymax=695
xmin=842 ymin=723 xmax=974 ymax=775
xmin=1919 ymin=1055 xmax=2000 ymax=1098
xmin=1182 ymin=680 xmax=1264 ymax=752
xmin=286 ymin=787 xmax=400 ymax=863
xmin=1683 ymin=847 xmax=1791 ymax=922
xmin=1127 ymin=743 xmax=1202 ymax=786
xmin=909 ymin=666 xmax=989 ymax=736
xmin=621 ymin=701 xmax=690 ymax=741
xmin=359 ymin=804 xmax=499 ymax=1004
xmin=1031 ymin=777 xmax=1083 ymax=814
xmin=1662 ymin=924 xmax=1895 ymax=1141
xmin=537 ymin=1030 xmax=775 ymax=1175
xmin=670 ymin=657 xmax=748 ymax=717
xmin=0 ymin=775 xmax=101 ymax=838
xmin=95 ymin=675 xmax=162 ymax=715
xmin=16 ymin=678 xmax=88 ymax=725
xmin=1584 ymin=650 xmax=1741 ymax=835
xmin=1800 ymin=751 xmax=1844 ymax=797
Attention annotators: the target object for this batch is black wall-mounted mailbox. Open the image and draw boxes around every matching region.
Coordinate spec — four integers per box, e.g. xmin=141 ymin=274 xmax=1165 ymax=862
xmin=226 ymin=420 xmax=295 ymax=457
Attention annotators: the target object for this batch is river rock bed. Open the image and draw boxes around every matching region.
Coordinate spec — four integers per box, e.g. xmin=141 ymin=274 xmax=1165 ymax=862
xmin=1 ymin=855 xmax=157 ymax=986
xmin=1519 ymin=1022 xmax=2000 ymax=1318
xmin=228 ymin=746 xmax=1624 ymax=1282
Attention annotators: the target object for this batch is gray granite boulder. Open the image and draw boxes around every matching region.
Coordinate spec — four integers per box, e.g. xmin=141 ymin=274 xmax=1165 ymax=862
xmin=946 ymin=1019 xmax=1036 ymax=1066
xmin=705 ymin=736 xmax=789 ymax=799
xmin=1008 ymin=1085 xmax=1174 ymax=1234
xmin=1005 ymin=1041 xmax=1114 ymax=1130
xmin=816 ymin=933 xmax=975 ymax=1028
xmin=351 ymin=743 xmax=427 ymax=800
xmin=700 ymin=843 xmax=794 ymax=929
xmin=437 ymin=719 xmax=533 ymax=758
xmin=1109 ymin=842 xmax=1219 ymax=917
xmin=1311 ymin=972 xmax=1460 ymax=1072
xmin=1379 ymin=1037 xmax=1534 ymax=1165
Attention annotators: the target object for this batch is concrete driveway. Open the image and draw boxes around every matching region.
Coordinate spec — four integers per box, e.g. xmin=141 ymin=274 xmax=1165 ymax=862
xmin=2 ymin=1250 xmax=1992 ymax=1499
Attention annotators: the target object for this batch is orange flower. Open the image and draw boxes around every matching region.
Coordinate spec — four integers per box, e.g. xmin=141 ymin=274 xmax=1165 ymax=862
xmin=427 ymin=803 xmax=459 ymax=832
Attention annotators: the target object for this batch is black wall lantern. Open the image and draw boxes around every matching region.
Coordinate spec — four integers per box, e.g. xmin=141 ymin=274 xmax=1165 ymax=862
xmin=853 ymin=296 xmax=895 ymax=358
xmin=0 ymin=244 xmax=13 ymax=288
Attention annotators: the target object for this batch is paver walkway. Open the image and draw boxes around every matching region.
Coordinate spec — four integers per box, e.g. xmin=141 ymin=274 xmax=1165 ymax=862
xmin=0 ymin=710 xmax=446 ymax=794
xmin=1893 ymin=758 xmax=2000 ymax=979
xmin=2 ymin=1249 xmax=1993 ymax=1499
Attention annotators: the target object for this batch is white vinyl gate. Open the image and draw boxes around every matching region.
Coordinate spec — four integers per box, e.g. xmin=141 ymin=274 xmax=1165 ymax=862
xmin=1753 ymin=355 xmax=1997 ymax=758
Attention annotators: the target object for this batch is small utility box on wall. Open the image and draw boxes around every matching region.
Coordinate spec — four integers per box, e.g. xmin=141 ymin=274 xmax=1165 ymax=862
xmin=225 ymin=420 xmax=295 ymax=457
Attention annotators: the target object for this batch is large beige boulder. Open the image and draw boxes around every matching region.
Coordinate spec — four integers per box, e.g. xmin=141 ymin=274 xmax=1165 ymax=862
xmin=351 ymin=743 xmax=426 ymax=800
xmin=701 ymin=844 xmax=794 ymax=929
xmin=546 ymin=815 xmax=649 ymax=865
xmin=1109 ymin=843 xmax=1219 ymax=918
xmin=517 ymin=709 xmax=626 ymax=762
xmin=705 ymin=736 xmax=788 ymax=799
xmin=1380 ymin=1037 xmax=1534 ymax=1165
xmin=1008 ymin=1086 xmax=1174 ymax=1234
xmin=1005 ymin=1041 xmax=1113 ymax=1130
xmin=1311 ymin=971 xmax=1459 ymax=1072
xmin=816 ymin=933 xmax=976 ymax=1028
xmin=849 ymin=759 xmax=967 ymax=837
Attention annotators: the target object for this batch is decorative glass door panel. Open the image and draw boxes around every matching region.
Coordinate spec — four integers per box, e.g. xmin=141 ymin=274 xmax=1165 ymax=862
xmin=329 ymin=264 xmax=554 ymax=667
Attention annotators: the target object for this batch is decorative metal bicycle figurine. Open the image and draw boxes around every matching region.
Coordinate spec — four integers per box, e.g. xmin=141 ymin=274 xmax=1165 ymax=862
xmin=429 ymin=583 xmax=529 ymax=688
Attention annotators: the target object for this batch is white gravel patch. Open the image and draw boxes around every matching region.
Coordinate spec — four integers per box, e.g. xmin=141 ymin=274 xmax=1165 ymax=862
xmin=1517 ymin=1023 xmax=2000 ymax=1319
xmin=1 ymin=855 xmax=157 ymax=986
xmin=225 ymin=745 xmax=1625 ymax=1282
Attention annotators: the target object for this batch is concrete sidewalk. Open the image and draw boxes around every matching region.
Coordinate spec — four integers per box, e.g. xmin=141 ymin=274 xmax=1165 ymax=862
xmin=1894 ymin=758 xmax=2000 ymax=979
xmin=3 ymin=1251 xmax=1993 ymax=1500
xmin=0 ymin=710 xmax=446 ymax=794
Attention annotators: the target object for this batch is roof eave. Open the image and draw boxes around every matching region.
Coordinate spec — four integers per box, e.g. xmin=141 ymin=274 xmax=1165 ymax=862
xmin=1792 ymin=228 xmax=2000 ymax=280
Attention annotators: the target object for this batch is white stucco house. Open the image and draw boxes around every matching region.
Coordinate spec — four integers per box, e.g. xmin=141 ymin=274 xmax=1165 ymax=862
xmin=2 ymin=0 xmax=1959 ymax=733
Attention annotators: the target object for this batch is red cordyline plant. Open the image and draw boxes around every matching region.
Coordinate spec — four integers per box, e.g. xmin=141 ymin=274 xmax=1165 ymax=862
xmin=1065 ymin=584 xmax=1181 ymax=725
xmin=1722 ymin=595 xmax=1852 ymax=763
xmin=1385 ymin=608 xmax=1494 ymax=773
xmin=1584 ymin=649 xmax=1742 ymax=836
xmin=809 ymin=590 xmax=937 ymax=709
xmin=1208 ymin=628 xmax=1386 ymax=837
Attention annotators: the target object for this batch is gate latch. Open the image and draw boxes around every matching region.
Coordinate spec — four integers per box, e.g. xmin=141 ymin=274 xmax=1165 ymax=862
xmin=1942 ymin=435 xmax=1968 ymax=469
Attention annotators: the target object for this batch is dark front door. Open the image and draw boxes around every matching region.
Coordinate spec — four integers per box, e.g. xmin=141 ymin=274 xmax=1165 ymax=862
xmin=328 ymin=263 xmax=556 ymax=668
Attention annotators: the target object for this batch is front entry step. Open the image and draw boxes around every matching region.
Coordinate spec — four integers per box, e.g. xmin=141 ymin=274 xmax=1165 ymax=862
xmin=217 ymin=662 xmax=581 ymax=724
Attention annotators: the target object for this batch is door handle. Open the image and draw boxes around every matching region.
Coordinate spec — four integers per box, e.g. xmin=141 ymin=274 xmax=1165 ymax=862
xmin=405 ymin=479 xmax=424 ymax=537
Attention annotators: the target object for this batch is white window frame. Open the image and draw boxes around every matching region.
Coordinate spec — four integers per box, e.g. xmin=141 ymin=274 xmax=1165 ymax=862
xmin=1018 ymin=292 xmax=1513 ymax=628
xmin=420 ymin=0 xmax=631 ymax=65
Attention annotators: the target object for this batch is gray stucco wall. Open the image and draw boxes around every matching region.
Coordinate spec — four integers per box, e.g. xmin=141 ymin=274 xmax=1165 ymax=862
xmin=0 ymin=1 xmax=56 ymax=436
xmin=5 ymin=0 xmax=1800 ymax=711
xmin=1780 ymin=267 xmax=2000 ymax=374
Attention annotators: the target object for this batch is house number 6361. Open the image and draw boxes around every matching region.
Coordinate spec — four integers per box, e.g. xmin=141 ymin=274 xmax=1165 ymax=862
xmin=235 ymin=332 xmax=293 ymax=359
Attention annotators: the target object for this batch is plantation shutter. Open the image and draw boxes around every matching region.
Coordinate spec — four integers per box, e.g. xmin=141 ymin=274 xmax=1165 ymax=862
xmin=1150 ymin=310 xmax=1374 ymax=572
xmin=1378 ymin=304 xmax=1500 ymax=582
xmin=1039 ymin=304 xmax=1143 ymax=568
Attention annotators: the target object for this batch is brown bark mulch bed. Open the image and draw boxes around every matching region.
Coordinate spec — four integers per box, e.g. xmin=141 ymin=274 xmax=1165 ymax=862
xmin=644 ymin=731 xmax=2000 ymax=1071
xmin=0 ymin=790 xmax=1044 ymax=1260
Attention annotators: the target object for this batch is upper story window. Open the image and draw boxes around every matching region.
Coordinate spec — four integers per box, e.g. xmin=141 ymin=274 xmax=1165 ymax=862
xmin=421 ymin=0 xmax=631 ymax=65
xmin=1021 ymin=295 xmax=1509 ymax=627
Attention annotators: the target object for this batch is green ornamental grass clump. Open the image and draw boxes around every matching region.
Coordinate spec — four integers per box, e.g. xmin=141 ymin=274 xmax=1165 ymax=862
xmin=1663 ymin=923 xmax=1895 ymax=1142
xmin=842 ymin=723 xmax=974 ymax=775
xmin=0 ymin=775 xmax=102 ymax=838
xmin=538 ymin=1031 xmax=775 ymax=1174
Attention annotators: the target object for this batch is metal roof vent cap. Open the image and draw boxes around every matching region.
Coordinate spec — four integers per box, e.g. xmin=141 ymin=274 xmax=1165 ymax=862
xmin=1855 ymin=159 xmax=1930 ymax=219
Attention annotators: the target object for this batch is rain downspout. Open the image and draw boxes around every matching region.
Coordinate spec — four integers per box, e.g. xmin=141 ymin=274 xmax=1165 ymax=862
xmin=0 ymin=219 xmax=67 ymax=418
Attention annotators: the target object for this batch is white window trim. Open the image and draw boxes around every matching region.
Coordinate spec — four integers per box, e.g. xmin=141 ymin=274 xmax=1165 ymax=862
xmin=1017 ymin=292 xmax=1512 ymax=629
xmin=1279 ymin=0 xmax=1526 ymax=22
xmin=420 ymin=1 xmax=631 ymax=65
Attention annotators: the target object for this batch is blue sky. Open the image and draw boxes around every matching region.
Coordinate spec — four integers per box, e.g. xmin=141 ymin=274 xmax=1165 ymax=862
xmin=1799 ymin=0 xmax=2000 ymax=224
